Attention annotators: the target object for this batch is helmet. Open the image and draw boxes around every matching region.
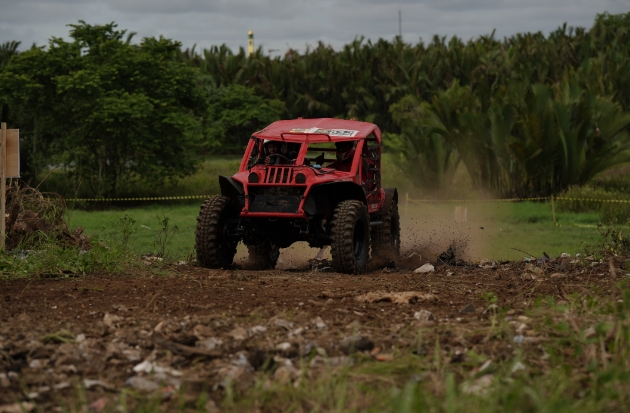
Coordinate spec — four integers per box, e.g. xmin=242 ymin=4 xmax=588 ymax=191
xmin=335 ymin=141 xmax=355 ymax=162
xmin=264 ymin=139 xmax=283 ymax=154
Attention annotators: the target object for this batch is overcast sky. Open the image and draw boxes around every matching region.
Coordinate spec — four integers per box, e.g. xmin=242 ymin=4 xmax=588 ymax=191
xmin=1 ymin=0 xmax=627 ymax=54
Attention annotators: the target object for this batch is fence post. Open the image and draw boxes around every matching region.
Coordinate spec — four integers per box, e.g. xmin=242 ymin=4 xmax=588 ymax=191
xmin=551 ymin=195 xmax=557 ymax=226
xmin=0 ymin=122 xmax=5 ymax=251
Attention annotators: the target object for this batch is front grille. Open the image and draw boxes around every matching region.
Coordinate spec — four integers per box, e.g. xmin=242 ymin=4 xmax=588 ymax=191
xmin=264 ymin=167 xmax=294 ymax=184
xmin=249 ymin=186 xmax=304 ymax=213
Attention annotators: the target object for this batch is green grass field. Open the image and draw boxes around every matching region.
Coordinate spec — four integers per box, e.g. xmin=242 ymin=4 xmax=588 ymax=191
xmin=57 ymin=154 xmax=617 ymax=262
xmin=66 ymin=200 xmax=606 ymax=262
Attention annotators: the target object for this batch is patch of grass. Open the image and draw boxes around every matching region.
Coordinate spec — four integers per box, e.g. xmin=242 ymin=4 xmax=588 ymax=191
xmin=38 ymin=156 xmax=241 ymax=199
xmin=66 ymin=200 xmax=609 ymax=262
xmin=67 ymin=204 xmax=201 ymax=258
xmin=0 ymin=214 xmax=153 ymax=279
xmin=557 ymin=185 xmax=630 ymax=224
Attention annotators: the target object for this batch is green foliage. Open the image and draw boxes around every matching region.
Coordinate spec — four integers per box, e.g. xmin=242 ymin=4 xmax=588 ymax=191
xmin=558 ymin=186 xmax=630 ymax=223
xmin=390 ymin=76 xmax=630 ymax=196
xmin=586 ymin=220 xmax=630 ymax=257
xmin=205 ymin=84 xmax=284 ymax=151
xmin=152 ymin=214 xmax=178 ymax=258
xmin=3 ymin=13 xmax=630 ymax=197
xmin=102 ymin=213 xmax=137 ymax=250
xmin=0 ymin=233 xmax=141 ymax=279
xmin=0 ymin=22 xmax=209 ymax=196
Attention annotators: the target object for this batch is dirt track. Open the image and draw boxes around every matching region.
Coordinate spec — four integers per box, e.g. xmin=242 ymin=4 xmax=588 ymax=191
xmin=0 ymin=257 xmax=623 ymax=410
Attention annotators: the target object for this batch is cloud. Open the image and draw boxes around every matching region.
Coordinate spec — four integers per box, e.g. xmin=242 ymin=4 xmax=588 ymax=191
xmin=0 ymin=0 xmax=627 ymax=53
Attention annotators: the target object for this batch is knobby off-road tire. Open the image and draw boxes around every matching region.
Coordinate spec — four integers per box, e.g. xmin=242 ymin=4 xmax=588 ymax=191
xmin=330 ymin=200 xmax=370 ymax=274
xmin=195 ymin=195 xmax=238 ymax=268
xmin=371 ymin=188 xmax=401 ymax=266
xmin=247 ymin=241 xmax=280 ymax=270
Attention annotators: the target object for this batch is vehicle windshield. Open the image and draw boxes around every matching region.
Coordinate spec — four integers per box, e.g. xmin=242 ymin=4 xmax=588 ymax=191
xmin=246 ymin=138 xmax=359 ymax=170
xmin=247 ymin=138 xmax=302 ymax=168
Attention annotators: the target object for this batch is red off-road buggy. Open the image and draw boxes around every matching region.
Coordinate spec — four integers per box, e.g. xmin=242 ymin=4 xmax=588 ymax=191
xmin=195 ymin=118 xmax=400 ymax=274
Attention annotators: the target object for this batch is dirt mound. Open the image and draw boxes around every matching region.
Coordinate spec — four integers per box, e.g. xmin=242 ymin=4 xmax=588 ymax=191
xmin=4 ymin=184 xmax=89 ymax=250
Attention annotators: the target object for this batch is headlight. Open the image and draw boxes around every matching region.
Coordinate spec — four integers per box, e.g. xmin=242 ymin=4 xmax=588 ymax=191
xmin=248 ymin=172 xmax=259 ymax=183
xmin=295 ymin=173 xmax=306 ymax=184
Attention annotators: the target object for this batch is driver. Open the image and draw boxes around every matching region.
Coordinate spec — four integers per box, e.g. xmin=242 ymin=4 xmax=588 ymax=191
xmin=328 ymin=141 xmax=355 ymax=172
xmin=263 ymin=141 xmax=286 ymax=165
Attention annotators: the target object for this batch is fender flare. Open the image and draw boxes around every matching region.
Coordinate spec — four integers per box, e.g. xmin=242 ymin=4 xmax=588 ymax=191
xmin=303 ymin=181 xmax=367 ymax=217
xmin=219 ymin=175 xmax=244 ymax=208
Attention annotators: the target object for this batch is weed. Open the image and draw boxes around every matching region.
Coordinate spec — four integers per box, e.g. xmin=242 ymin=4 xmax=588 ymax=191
xmin=102 ymin=213 xmax=137 ymax=250
xmin=152 ymin=214 xmax=178 ymax=258
xmin=585 ymin=220 xmax=630 ymax=257
xmin=42 ymin=330 xmax=75 ymax=344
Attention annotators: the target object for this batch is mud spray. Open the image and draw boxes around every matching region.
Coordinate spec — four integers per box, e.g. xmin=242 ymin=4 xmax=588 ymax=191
xmin=232 ymin=201 xmax=500 ymax=270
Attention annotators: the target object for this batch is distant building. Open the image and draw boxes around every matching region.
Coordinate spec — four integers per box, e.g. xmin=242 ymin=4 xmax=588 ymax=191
xmin=248 ymin=30 xmax=254 ymax=57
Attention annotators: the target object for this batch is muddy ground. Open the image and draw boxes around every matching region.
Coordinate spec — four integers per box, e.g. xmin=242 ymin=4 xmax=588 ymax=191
xmin=0 ymin=256 xmax=624 ymax=411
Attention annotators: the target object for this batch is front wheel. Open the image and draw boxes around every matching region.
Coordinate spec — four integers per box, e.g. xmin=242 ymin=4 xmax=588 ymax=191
xmin=195 ymin=196 xmax=238 ymax=268
xmin=330 ymin=200 xmax=370 ymax=274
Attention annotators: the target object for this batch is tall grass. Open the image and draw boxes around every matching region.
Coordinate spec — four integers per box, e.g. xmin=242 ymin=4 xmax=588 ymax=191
xmin=558 ymin=164 xmax=630 ymax=223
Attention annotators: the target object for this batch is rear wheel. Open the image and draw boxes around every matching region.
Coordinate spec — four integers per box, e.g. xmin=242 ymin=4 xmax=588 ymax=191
xmin=195 ymin=196 xmax=238 ymax=268
xmin=371 ymin=189 xmax=401 ymax=266
xmin=330 ymin=200 xmax=370 ymax=274
xmin=247 ymin=241 xmax=280 ymax=270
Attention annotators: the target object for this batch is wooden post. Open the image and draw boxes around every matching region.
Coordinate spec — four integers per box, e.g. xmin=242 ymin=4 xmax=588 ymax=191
xmin=551 ymin=195 xmax=557 ymax=226
xmin=405 ymin=192 xmax=409 ymax=215
xmin=0 ymin=122 xmax=5 ymax=251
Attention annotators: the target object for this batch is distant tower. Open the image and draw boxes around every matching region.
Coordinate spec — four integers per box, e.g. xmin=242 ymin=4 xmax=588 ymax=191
xmin=247 ymin=30 xmax=254 ymax=57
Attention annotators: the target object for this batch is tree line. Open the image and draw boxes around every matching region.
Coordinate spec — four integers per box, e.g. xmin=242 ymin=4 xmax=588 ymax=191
xmin=1 ymin=13 xmax=629 ymax=198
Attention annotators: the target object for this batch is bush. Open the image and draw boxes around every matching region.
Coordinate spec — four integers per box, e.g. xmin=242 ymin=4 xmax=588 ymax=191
xmin=557 ymin=185 xmax=630 ymax=223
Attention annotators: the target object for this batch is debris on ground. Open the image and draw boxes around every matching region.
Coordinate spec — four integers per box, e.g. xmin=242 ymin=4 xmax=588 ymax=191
xmin=414 ymin=263 xmax=435 ymax=273
xmin=414 ymin=309 xmax=436 ymax=321
xmin=4 ymin=184 xmax=89 ymax=251
xmin=459 ymin=303 xmax=476 ymax=314
xmin=356 ymin=291 xmax=438 ymax=304
xmin=0 ymin=255 xmax=626 ymax=409
xmin=437 ymin=246 xmax=469 ymax=266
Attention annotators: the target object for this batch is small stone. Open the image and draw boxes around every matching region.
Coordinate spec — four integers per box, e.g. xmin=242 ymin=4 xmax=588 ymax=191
xmin=511 ymin=361 xmax=526 ymax=373
xmin=560 ymin=253 xmax=571 ymax=258
xmin=126 ymin=376 xmax=160 ymax=393
xmin=413 ymin=309 xmax=435 ymax=321
xmin=89 ymin=398 xmax=107 ymax=413
xmin=273 ymin=363 xmax=300 ymax=383
xmin=273 ymin=318 xmax=294 ymax=330
xmin=103 ymin=313 xmax=122 ymax=329
xmin=0 ymin=402 xmax=35 ymax=413
xmin=584 ymin=327 xmax=596 ymax=339
xmin=0 ymin=373 xmax=9 ymax=388
xmin=197 ymin=337 xmax=223 ymax=350
xmin=227 ymin=327 xmax=248 ymax=341
xmin=414 ymin=263 xmax=435 ymax=274
xmin=459 ymin=303 xmax=476 ymax=314
xmin=340 ymin=335 xmax=374 ymax=354
xmin=122 ymin=348 xmax=141 ymax=362
xmin=276 ymin=342 xmax=292 ymax=351
xmin=248 ymin=325 xmax=267 ymax=335
xmin=312 ymin=316 xmax=327 ymax=329
xmin=192 ymin=324 xmax=214 ymax=339
xmin=461 ymin=375 xmax=493 ymax=396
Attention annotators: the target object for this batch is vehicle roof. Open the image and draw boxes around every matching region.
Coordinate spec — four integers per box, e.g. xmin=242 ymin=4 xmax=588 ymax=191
xmin=252 ymin=118 xmax=381 ymax=143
